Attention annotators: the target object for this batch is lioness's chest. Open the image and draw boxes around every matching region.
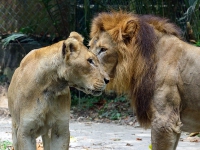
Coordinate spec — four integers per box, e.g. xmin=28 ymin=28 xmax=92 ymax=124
xmin=35 ymin=87 xmax=69 ymax=125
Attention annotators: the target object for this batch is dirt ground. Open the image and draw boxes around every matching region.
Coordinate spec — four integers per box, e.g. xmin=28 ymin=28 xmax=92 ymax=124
xmin=1 ymin=85 xmax=200 ymax=150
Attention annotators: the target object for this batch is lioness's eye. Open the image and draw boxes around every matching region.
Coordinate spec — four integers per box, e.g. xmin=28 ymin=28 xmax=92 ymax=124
xmin=87 ymin=58 xmax=94 ymax=64
xmin=98 ymin=47 xmax=107 ymax=55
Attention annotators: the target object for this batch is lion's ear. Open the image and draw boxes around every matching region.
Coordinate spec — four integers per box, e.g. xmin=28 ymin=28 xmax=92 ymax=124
xmin=108 ymin=19 xmax=137 ymax=43
xmin=122 ymin=20 xmax=137 ymax=39
xmin=69 ymin=31 xmax=84 ymax=43
xmin=62 ymin=40 xmax=79 ymax=59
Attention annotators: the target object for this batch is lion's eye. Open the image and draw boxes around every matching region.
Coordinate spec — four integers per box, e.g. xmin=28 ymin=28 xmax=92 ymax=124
xmin=98 ymin=47 xmax=107 ymax=55
xmin=87 ymin=58 xmax=94 ymax=65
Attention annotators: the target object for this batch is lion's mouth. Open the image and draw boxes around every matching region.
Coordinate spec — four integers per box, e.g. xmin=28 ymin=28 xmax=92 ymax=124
xmin=74 ymin=86 xmax=102 ymax=96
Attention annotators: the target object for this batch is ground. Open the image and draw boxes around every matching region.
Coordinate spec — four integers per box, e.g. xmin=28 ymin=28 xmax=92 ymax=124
xmin=1 ymin=85 xmax=200 ymax=150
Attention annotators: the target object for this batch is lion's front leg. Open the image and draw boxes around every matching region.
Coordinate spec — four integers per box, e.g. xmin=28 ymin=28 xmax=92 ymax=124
xmin=50 ymin=122 xmax=70 ymax=150
xmin=151 ymin=122 xmax=181 ymax=150
xmin=151 ymin=85 xmax=182 ymax=150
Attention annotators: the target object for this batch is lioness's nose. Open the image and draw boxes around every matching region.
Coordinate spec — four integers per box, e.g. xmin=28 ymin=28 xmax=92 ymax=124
xmin=104 ymin=78 xmax=109 ymax=84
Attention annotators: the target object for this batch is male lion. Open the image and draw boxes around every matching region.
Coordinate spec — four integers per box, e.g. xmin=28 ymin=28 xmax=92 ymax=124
xmin=8 ymin=32 xmax=109 ymax=150
xmin=89 ymin=11 xmax=200 ymax=150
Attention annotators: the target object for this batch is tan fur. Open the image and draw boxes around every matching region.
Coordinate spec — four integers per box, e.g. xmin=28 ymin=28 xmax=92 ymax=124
xmin=89 ymin=11 xmax=200 ymax=150
xmin=8 ymin=32 xmax=109 ymax=150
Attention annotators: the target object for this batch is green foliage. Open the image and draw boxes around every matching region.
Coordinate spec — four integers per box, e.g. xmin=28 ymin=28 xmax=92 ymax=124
xmin=71 ymin=90 xmax=101 ymax=109
xmin=71 ymin=89 xmax=129 ymax=121
xmin=19 ymin=24 xmax=37 ymax=34
xmin=133 ymin=0 xmax=200 ymax=41
xmin=0 ymin=140 xmax=12 ymax=150
xmin=2 ymin=33 xmax=26 ymax=48
xmin=113 ymin=95 xmax=127 ymax=103
xmin=178 ymin=0 xmax=198 ymax=22
xmin=111 ymin=112 xmax=121 ymax=120
xmin=1 ymin=33 xmax=40 ymax=48
xmin=177 ymin=0 xmax=200 ymax=37
xmin=0 ymin=75 xmax=7 ymax=83
xmin=196 ymin=41 xmax=200 ymax=47
xmin=98 ymin=95 xmax=128 ymax=120
xmin=100 ymin=108 xmax=121 ymax=120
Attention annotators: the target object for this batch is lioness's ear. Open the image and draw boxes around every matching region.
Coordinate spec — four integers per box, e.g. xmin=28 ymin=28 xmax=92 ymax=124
xmin=62 ymin=40 xmax=79 ymax=59
xmin=62 ymin=42 xmax=67 ymax=58
xmin=69 ymin=31 xmax=84 ymax=43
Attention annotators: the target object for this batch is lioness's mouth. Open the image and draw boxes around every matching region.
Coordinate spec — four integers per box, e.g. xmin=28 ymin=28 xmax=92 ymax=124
xmin=74 ymin=86 xmax=102 ymax=96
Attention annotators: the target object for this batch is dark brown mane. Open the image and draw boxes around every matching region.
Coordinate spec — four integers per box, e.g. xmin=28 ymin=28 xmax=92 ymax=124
xmin=130 ymin=17 xmax=157 ymax=128
xmin=90 ymin=11 xmax=182 ymax=128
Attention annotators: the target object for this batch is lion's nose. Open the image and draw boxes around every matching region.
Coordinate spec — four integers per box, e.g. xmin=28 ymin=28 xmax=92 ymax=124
xmin=104 ymin=78 xmax=109 ymax=84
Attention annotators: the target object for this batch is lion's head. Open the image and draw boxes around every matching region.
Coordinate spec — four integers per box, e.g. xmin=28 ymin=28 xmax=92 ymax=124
xmin=56 ymin=32 xmax=110 ymax=96
xmin=89 ymin=11 xmax=182 ymax=127
xmin=89 ymin=12 xmax=158 ymax=95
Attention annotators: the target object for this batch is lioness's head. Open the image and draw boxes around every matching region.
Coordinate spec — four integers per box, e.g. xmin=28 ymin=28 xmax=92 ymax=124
xmin=60 ymin=32 xmax=110 ymax=96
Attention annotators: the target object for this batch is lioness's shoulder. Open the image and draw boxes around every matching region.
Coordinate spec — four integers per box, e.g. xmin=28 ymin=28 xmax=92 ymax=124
xmin=20 ymin=49 xmax=37 ymax=68
xmin=20 ymin=41 xmax=64 ymax=68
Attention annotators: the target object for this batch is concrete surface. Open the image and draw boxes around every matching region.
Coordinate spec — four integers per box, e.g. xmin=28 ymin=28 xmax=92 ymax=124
xmin=1 ymin=117 xmax=200 ymax=150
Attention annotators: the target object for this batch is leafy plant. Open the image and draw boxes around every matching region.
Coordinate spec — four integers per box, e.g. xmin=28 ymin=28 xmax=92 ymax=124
xmin=0 ymin=140 xmax=12 ymax=150
xmin=99 ymin=106 xmax=122 ymax=120
xmin=98 ymin=96 xmax=129 ymax=120
xmin=71 ymin=89 xmax=101 ymax=109
xmin=71 ymin=89 xmax=129 ymax=120
xmin=19 ymin=24 xmax=37 ymax=34
xmin=182 ymin=0 xmax=199 ymax=22
xmin=196 ymin=41 xmax=200 ymax=47
xmin=110 ymin=111 xmax=121 ymax=120
xmin=113 ymin=95 xmax=127 ymax=103
xmin=177 ymin=0 xmax=200 ymax=36
xmin=1 ymin=33 xmax=40 ymax=49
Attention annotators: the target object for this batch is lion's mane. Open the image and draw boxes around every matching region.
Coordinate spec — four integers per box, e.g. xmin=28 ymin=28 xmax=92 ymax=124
xmin=90 ymin=11 xmax=182 ymax=128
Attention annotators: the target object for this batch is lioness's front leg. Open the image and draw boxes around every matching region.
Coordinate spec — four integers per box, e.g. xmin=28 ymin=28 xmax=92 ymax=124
xmin=42 ymin=132 xmax=50 ymax=150
xmin=11 ymin=121 xmax=18 ymax=150
xmin=17 ymin=126 xmax=36 ymax=150
xmin=151 ymin=85 xmax=182 ymax=150
xmin=50 ymin=121 xmax=70 ymax=150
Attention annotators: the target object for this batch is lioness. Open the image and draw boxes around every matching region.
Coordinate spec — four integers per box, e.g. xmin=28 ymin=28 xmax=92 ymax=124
xmin=89 ymin=11 xmax=200 ymax=149
xmin=8 ymin=32 xmax=109 ymax=150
